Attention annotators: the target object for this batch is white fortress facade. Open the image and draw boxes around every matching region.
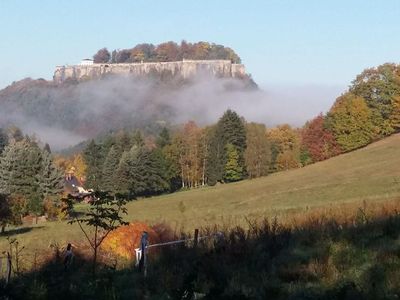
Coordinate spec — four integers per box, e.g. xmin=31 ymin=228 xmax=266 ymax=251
xmin=53 ymin=59 xmax=246 ymax=83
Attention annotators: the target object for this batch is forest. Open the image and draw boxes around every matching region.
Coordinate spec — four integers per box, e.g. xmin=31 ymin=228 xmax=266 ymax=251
xmin=92 ymin=41 xmax=242 ymax=64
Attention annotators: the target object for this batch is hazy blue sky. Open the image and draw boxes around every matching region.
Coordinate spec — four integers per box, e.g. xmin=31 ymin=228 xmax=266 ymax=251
xmin=0 ymin=0 xmax=399 ymax=92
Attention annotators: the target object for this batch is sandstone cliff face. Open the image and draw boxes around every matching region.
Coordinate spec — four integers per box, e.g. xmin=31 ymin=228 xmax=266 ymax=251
xmin=53 ymin=60 xmax=246 ymax=83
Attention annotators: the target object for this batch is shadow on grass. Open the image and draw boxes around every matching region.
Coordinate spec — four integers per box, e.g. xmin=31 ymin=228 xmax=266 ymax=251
xmin=3 ymin=211 xmax=400 ymax=299
xmin=1 ymin=226 xmax=45 ymax=237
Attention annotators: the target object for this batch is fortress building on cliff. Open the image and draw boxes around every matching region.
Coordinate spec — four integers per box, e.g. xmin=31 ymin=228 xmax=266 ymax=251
xmin=53 ymin=59 xmax=247 ymax=83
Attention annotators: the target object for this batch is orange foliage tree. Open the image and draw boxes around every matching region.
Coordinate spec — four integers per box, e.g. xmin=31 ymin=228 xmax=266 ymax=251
xmin=101 ymin=222 xmax=159 ymax=260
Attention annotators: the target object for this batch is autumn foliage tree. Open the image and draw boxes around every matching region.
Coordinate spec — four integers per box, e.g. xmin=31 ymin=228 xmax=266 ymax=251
xmin=101 ymin=222 xmax=159 ymax=260
xmin=244 ymin=123 xmax=271 ymax=178
xmin=350 ymin=63 xmax=400 ymax=136
xmin=267 ymin=125 xmax=301 ymax=171
xmin=175 ymin=121 xmax=206 ymax=188
xmin=390 ymin=95 xmax=400 ymax=131
xmin=301 ymin=114 xmax=341 ymax=162
xmin=326 ymin=93 xmax=374 ymax=152
xmin=98 ymin=40 xmax=242 ymax=64
xmin=93 ymin=48 xmax=111 ymax=63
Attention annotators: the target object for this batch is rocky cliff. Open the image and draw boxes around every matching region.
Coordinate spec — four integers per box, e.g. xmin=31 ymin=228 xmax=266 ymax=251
xmin=53 ymin=59 xmax=247 ymax=83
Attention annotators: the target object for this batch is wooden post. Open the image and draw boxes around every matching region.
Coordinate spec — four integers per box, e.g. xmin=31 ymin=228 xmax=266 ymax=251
xmin=139 ymin=232 xmax=148 ymax=277
xmin=6 ymin=252 xmax=11 ymax=285
xmin=194 ymin=229 xmax=199 ymax=248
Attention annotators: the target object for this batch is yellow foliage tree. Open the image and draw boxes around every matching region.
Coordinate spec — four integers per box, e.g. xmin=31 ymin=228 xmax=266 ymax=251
xmin=390 ymin=95 xmax=400 ymax=131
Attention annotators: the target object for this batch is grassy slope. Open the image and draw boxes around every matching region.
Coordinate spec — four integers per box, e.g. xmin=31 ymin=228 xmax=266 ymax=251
xmin=128 ymin=133 xmax=400 ymax=228
xmin=1 ymin=133 xmax=400 ymax=256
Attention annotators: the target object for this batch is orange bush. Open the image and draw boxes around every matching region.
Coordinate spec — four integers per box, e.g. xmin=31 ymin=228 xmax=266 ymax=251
xmin=101 ymin=222 xmax=159 ymax=260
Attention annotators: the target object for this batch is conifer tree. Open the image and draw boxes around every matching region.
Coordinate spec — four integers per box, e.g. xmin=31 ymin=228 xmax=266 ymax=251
xmin=206 ymin=110 xmax=247 ymax=185
xmin=115 ymin=130 xmax=133 ymax=154
xmin=0 ymin=139 xmax=44 ymax=218
xmin=36 ymin=149 xmax=64 ymax=198
xmin=0 ymin=128 xmax=8 ymax=154
xmin=0 ymin=140 xmax=42 ymax=198
xmin=224 ymin=143 xmax=243 ymax=182
xmin=116 ymin=146 xmax=139 ymax=197
xmin=132 ymin=130 xmax=145 ymax=148
xmin=44 ymin=143 xmax=51 ymax=154
xmin=0 ymin=194 xmax=12 ymax=233
xmin=84 ymin=140 xmax=104 ymax=189
xmin=156 ymin=127 xmax=171 ymax=148
xmin=129 ymin=148 xmax=169 ymax=197
xmin=102 ymin=146 xmax=120 ymax=193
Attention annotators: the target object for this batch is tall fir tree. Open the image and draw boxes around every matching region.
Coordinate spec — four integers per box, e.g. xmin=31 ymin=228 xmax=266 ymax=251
xmin=83 ymin=140 xmax=104 ymax=189
xmin=115 ymin=148 xmax=136 ymax=197
xmin=102 ymin=146 xmax=120 ymax=193
xmin=206 ymin=110 xmax=247 ymax=185
xmin=36 ymin=149 xmax=64 ymax=199
xmin=129 ymin=148 xmax=169 ymax=197
xmin=224 ymin=143 xmax=243 ymax=182
xmin=0 ymin=139 xmax=44 ymax=217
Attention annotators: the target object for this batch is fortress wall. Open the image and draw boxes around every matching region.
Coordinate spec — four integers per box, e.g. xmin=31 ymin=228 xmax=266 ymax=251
xmin=53 ymin=60 xmax=246 ymax=83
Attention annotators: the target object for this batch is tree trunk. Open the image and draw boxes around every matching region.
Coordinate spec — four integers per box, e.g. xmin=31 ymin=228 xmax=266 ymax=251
xmin=1 ymin=224 xmax=5 ymax=234
xmin=93 ymin=226 xmax=98 ymax=276
xmin=93 ymin=246 xmax=97 ymax=276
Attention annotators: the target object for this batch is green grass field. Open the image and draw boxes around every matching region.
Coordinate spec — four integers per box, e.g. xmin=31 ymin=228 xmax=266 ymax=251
xmin=1 ymin=133 xmax=400 ymax=259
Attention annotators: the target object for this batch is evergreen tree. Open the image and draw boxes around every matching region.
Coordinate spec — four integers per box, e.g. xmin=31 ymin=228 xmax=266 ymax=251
xmin=0 ymin=140 xmax=42 ymax=198
xmin=102 ymin=146 xmax=120 ymax=193
xmin=27 ymin=194 xmax=43 ymax=223
xmin=129 ymin=148 xmax=169 ymax=197
xmin=83 ymin=140 xmax=104 ymax=189
xmin=224 ymin=143 xmax=243 ymax=182
xmin=7 ymin=126 xmax=23 ymax=144
xmin=115 ymin=149 xmax=135 ymax=197
xmin=44 ymin=143 xmax=51 ymax=153
xmin=0 ymin=128 xmax=8 ymax=154
xmin=36 ymin=149 xmax=64 ymax=198
xmin=151 ymin=149 xmax=172 ymax=191
xmin=132 ymin=130 xmax=145 ymax=148
xmin=0 ymin=139 xmax=44 ymax=217
xmin=206 ymin=110 xmax=247 ymax=185
xmin=115 ymin=130 xmax=133 ymax=154
xmin=156 ymin=127 xmax=171 ymax=148
xmin=0 ymin=194 xmax=12 ymax=233
xmin=206 ymin=126 xmax=224 ymax=186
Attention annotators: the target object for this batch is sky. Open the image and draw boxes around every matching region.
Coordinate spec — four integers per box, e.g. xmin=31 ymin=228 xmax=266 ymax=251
xmin=0 ymin=0 xmax=400 ymax=115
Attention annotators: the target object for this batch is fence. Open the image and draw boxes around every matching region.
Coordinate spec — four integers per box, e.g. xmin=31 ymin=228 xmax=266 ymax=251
xmin=135 ymin=229 xmax=223 ymax=277
xmin=0 ymin=252 xmax=12 ymax=285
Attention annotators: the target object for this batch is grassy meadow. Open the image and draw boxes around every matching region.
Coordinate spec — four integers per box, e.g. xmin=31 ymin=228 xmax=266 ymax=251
xmin=1 ymin=133 xmax=400 ymax=262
